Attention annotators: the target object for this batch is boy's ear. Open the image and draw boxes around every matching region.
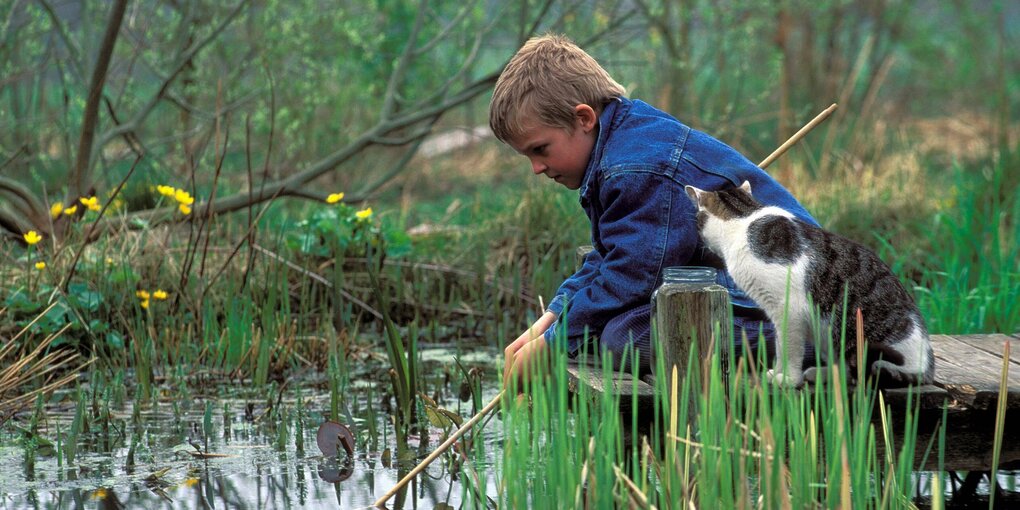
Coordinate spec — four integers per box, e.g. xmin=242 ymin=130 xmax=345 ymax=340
xmin=684 ymin=185 xmax=703 ymax=206
xmin=574 ymin=104 xmax=597 ymax=132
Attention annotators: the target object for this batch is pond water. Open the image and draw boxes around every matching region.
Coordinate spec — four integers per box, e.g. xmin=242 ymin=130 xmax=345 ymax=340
xmin=1 ymin=345 xmax=503 ymax=509
xmin=3 ymin=342 xmax=1019 ymax=509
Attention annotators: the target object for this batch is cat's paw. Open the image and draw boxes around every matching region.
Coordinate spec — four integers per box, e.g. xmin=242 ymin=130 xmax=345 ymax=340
xmin=803 ymin=367 xmax=818 ymax=385
xmin=766 ymin=369 xmax=803 ymax=388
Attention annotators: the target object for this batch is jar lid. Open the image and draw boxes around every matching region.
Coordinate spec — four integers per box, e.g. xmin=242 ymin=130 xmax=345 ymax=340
xmin=662 ymin=266 xmax=717 ymax=284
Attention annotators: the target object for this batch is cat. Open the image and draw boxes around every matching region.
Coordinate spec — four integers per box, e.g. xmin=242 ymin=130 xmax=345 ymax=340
xmin=684 ymin=181 xmax=935 ymax=388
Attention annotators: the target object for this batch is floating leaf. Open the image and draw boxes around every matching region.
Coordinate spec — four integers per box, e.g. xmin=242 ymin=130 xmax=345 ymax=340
xmin=316 ymin=420 xmax=355 ymax=458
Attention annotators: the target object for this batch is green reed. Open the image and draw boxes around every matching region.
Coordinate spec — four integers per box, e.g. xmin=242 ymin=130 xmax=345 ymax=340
xmin=495 ymin=318 xmax=936 ymax=508
xmin=913 ymin=159 xmax=1020 ymax=335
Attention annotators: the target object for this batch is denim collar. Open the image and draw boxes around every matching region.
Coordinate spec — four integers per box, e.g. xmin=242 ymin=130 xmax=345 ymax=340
xmin=578 ymin=97 xmax=629 ymax=203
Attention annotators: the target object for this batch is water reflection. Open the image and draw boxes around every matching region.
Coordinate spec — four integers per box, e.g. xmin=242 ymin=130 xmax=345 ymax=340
xmin=2 ymin=346 xmax=503 ymax=509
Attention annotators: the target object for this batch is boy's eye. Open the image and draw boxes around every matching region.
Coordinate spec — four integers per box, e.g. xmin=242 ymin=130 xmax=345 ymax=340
xmin=532 ymin=145 xmax=547 ymax=156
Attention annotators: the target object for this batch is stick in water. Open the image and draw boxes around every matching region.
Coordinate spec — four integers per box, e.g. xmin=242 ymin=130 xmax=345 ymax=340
xmin=758 ymin=103 xmax=837 ymax=168
xmin=372 ymin=391 xmax=503 ymax=508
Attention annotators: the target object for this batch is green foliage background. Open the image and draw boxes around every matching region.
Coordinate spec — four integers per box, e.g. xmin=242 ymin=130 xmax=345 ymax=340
xmin=0 ymin=0 xmax=1017 ymax=360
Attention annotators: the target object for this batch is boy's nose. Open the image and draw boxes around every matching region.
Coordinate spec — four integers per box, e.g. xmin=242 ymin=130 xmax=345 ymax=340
xmin=531 ymin=159 xmax=546 ymax=174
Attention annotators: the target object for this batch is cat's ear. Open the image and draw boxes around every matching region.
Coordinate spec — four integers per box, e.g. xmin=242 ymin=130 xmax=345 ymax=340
xmin=739 ymin=180 xmax=752 ymax=194
xmin=684 ymin=185 xmax=704 ymax=206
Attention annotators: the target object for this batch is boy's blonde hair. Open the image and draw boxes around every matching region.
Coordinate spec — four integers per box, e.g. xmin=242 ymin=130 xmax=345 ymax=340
xmin=489 ymin=34 xmax=626 ymax=143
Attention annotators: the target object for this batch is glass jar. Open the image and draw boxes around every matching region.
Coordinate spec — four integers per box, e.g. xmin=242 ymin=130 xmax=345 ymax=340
xmin=651 ymin=266 xmax=732 ymax=382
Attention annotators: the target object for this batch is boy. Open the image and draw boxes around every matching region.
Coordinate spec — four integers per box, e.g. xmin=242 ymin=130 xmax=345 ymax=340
xmin=490 ymin=35 xmax=817 ymax=389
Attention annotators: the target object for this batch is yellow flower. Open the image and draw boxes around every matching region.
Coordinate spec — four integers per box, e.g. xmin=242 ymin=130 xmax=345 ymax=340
xmin=63 ymin=204 xmax=78 ymax=215
xmin=50 ymin=203 xmax=64 ymax=218
xmin=106 ymin=257 xmax=114 ymax=265
xmin=174 ymin=189 xmax=194 ymax=205
xmin=153 ymin=289 xmax=168 ymax=300
xmin=326 ymin=192 xmax=345 ymax=204
xmin=23 ymin=230 xmax=42 ymax=245
xmin=355 ymin=207 xmax=373 ymax=220
xmin=140 ymin=299 xmax=150 ymax=310
xmin=179 ymin=203 xmax=192 ymax=215
xmin=35 ymin=261 xmax=46 ymax=270
xmin=91 ymin=488 xmax=108 ymax=500
xmin=79 ymin=196 xmax=101 ymax=212
xmin=157 ymin=185 xmax=176 ymax=197
xmin=135 ymin=290 xmax=150 ymax=300
xmin=181 ymin=477 xmax=199 ymax=488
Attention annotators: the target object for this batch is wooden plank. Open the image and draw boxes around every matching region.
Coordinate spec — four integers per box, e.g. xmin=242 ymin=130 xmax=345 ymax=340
xmin=564 ymin=362 xmax=655 ymax=400
xmin=880 ymin=385 xmax=950 ymax=410
xmin=887 ymin=409 xmax=1020 ymax=471
xmin=950 ymin=333 xmax=1020 ymax=367
xmin=930 ymin=334 xmax=1020 ymax=410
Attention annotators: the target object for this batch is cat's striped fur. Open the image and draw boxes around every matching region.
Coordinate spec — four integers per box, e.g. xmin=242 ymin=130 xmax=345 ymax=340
xmin=686 ymin=181 xmax=935 ymax=388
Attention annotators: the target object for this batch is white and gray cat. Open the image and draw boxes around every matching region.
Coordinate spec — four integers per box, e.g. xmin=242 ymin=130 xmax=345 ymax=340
xmin=685 ymin=181 xmax=935 ymax=388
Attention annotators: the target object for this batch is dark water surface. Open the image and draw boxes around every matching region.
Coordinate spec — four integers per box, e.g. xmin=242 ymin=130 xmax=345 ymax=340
xmin=1 ymin=345 xmax=502 ymax=509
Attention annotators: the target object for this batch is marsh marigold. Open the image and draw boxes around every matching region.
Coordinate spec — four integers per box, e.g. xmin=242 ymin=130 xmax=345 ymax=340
xmin=355 ymin=207 xmax=373 ymax=220
xmin=174 ymin=189 xmax=194 ymax=205
xmin=79 ymin=196 xmax=101 ymax=212
xmin=326 ymin=192 xmax=345 ymax=204
xmin=23 ymin=230 xmax=42 ymax=245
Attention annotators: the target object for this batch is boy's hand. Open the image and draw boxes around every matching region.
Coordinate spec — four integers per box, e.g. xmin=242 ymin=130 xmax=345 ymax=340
xmin=504 ymin=312 xmax=556 ymax=392
xmin=504 ymin=335 xmax=549 ymax=392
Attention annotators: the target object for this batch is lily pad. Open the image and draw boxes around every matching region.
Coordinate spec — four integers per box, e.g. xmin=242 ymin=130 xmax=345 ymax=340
xmin=316 ymin=420 xmax=355 ymax=458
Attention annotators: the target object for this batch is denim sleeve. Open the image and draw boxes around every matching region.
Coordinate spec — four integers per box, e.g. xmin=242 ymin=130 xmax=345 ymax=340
xmin=546 ymin=248 xmax=603 ymax=317
xmin=544 ymin=171 xmax=697 ymax=351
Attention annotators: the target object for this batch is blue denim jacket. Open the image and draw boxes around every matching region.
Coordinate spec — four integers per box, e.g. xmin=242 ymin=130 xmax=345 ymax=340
xmin=544 ymin=97 xmax=818 ymax=353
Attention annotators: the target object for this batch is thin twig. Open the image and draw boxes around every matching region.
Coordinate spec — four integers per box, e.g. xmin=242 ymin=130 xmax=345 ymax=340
xmin=758 ymin=103 xmax=838 ymax=169
xmin=61 ymin=155 xmax=142 ymax=291
xmin=373 ymin=391 xmax=503 ymax=508
xmin=250 ymin=244 xmax=382 ymax=321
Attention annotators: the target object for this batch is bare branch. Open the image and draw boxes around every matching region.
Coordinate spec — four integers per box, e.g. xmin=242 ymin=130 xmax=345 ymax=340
xmin=35 ymin=0 xmax=86 ymax=81
xmin=522 ymin=0 xmax=557 ymax=44
xmin=68 ymin=0 xmax=128 ymax=202
xmin=1 ymin=0 xmax=28 ymax=55
xmin=381 ymin=0 xmax=428 ymax=120
xmin=356 ymin=120 xmax=436 ymax=197
xmin=60 ymin=155 xmax=141 ymax=290
xmin=408 ymin=24 xmax=487 ymax=112
xmin=251 ymin=243 xmax=383 ymax=321
xmin=412 ymin=1 xmax=478 ymax=57
xmin=369 ymin=125 xmax=435 ymax=146
xmin=62 ymin=2 xmax=635 ymax=241
xmin=0 ymin=207 xmax=31 ymax=240
xmin=0 ymin=175 xmax=46 ymax=223
xmin=96 ymin=0 xmax=249 ymax=161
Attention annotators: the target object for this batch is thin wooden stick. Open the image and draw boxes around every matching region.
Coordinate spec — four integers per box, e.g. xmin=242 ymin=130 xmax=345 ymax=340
xmin=372 ymin=391 xmax=503 ymax=508
xmin=758 ymin=103 xmax=838 ymax=168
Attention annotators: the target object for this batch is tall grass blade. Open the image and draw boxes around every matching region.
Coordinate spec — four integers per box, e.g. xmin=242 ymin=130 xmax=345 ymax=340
xmin=989 ymin=340 xmax=1010 ymax=508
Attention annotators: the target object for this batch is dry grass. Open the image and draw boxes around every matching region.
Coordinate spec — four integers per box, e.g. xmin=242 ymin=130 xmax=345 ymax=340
xmin=1 ymin=303 xmax=92 ymax=425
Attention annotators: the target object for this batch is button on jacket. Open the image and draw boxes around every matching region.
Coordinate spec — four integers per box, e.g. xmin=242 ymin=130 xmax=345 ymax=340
xmin=544 ymin=97 xmax=819 ymax=353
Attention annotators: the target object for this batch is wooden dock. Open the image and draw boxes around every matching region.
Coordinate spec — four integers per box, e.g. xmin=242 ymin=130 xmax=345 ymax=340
xmin=566 ymin=333 xmax=1020 ymax=471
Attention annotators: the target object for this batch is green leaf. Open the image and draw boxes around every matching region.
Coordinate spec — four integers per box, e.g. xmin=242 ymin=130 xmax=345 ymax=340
xmin=108 ymin=265 xmax=139 ymax=285
xmin=106 ymin=331 xmax=125 ymax=349
xmin=67 ymin=283 xmax=103 ymax=312
xmin=4 ymin=289 xmax=40 ymax=313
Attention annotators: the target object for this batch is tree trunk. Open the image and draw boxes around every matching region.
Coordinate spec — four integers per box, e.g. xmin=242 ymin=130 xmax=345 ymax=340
xmin=69 ymin=0 xmax=129 ymax=202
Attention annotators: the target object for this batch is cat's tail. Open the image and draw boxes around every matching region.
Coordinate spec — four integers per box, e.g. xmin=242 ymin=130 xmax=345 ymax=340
xmin=867 ymin=321 xmax=935 ymax=387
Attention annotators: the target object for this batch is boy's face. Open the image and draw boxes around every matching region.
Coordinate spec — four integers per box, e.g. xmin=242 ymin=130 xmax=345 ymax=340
xmin=508 ymin=105 xmax=597 ymax=190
